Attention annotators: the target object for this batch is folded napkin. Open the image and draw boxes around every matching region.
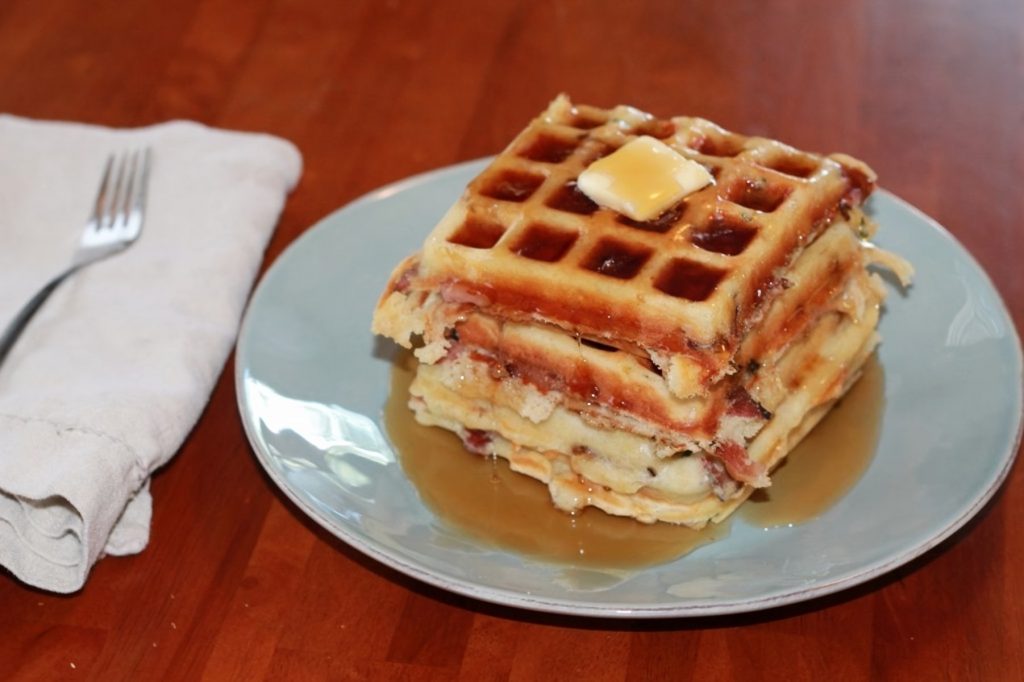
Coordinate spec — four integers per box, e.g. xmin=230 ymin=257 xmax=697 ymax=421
xmin=0 ymin=116 xmax=302 ymax=593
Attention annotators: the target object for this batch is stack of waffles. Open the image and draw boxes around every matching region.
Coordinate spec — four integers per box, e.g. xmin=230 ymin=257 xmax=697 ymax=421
xmin=372 ymin=95 xmax=910 ymax=527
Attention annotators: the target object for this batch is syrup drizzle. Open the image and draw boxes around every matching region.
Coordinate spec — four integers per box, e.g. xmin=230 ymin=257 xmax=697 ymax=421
xmin=386 ymin=352 xmax=884 ymax=569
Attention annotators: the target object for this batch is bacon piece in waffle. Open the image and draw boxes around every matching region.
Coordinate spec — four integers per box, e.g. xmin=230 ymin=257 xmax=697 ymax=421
xmin=372 ymin=95 xmax=910 ymax=527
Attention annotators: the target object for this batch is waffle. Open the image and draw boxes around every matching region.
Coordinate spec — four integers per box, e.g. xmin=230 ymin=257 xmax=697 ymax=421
xmin=372 ymin=95 xmax=911 ymax=527
xmin=406 ymin=250 xmax=884 ymax=526
xmin=396 ymin=95 xmax=877 ymax=392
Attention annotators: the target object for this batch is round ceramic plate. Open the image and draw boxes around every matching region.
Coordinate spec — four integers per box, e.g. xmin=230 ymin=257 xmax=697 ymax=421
xmin=235 ymin=158 xmax=1023 ymax=618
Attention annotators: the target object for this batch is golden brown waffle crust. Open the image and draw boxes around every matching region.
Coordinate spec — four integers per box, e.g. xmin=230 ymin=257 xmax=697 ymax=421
xmin=414 ymin=94 xmax=877 ymax=358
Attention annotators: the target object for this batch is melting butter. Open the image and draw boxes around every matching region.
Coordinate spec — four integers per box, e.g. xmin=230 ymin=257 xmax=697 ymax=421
xmin=577 ymin=135 xmax=713 ymax=221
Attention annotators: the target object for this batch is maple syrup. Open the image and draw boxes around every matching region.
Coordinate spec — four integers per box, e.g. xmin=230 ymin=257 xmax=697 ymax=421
xmin=544 ymin=181 xmax=599 ymax=215
xmin=480 ymin=169 xmax=544 ymax=202
xmin=740 ymin=356 xmax=885 ymax=527
xmin=518 ymin=134 xmax=579 ymax=164
xmin=582 ymin=239 xmax=652 ymax=279
xmin=447 ymin=216 xmax=505 ymax=249
xmin=653 ymin=257 xmax=726 ymax=301
xmin=511 ymin=223 xmax=579 ymax=262
xmin=689 ymin=215 xmax=759 ymax=256
xmin=385 ymin=352 xmax=884 ymax=569
xmin=724 ymin=176 xmax=792 ymax=213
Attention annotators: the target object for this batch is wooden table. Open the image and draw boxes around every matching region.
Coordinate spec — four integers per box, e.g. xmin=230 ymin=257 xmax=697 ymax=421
xmin=2 ymin=1 xmax=1022 ymax=679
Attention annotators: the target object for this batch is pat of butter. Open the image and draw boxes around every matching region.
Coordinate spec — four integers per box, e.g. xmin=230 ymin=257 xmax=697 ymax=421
xmin=577 ymin=136 xmax=713 ymax=221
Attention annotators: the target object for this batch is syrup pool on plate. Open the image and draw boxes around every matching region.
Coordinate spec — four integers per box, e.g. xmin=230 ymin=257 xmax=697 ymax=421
xmin=740 ymin=357 xmax=885 ymax=527
xmin=385 ymin=352 xmax=884 ymax=569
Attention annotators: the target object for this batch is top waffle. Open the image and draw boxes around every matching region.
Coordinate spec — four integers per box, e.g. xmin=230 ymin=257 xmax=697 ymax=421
xmin=416 ymin=95 xmax=876 ymax=355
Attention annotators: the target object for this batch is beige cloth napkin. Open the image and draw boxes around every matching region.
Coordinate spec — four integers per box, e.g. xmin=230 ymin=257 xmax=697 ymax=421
xmin=0 ymin=116 xmax=302 ymax=593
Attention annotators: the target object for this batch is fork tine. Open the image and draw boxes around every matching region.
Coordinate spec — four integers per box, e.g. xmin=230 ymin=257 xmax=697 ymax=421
xmin=89 ymin=154 xmax=115 ymax=226
xmin=79 ymin=148 xmax=150 ymax=251
xmin=109 ymin=153 xmax=132 ymax=230
xmin=119 ymin=152 xmax=135 ymax=223
xmin=131 ymin=148 xmax=152 ymax=217
xmin=104 ymin=149 xmax=152 ymax=230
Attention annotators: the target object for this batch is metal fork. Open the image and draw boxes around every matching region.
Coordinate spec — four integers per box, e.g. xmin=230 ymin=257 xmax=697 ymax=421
xmin=0 ymin=149 xmax=152 ymax=367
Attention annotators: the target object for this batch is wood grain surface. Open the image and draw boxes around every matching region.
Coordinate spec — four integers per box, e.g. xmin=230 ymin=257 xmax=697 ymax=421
xmin=1 ymin=1 xmax=1022 ymax=679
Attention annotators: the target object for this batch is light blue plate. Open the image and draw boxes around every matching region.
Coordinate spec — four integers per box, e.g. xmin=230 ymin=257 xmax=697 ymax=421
xmin=235 ymin=159 xmax=1023 ymax=618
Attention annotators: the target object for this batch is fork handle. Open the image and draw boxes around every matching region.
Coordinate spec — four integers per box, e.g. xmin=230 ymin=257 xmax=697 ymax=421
xmin=0 ymin=265 xmax=80 ymax=369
